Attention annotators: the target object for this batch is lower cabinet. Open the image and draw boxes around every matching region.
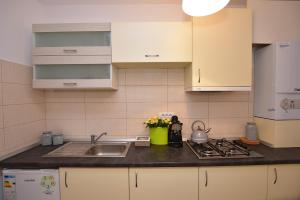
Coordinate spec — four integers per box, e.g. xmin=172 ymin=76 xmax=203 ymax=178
xmin=59 ymin=168 xmax=129 ymax=200
xmin=267 ymin=164 xmax=300 ymax=200
xmin=199 ymin=165 xmax=268 ymax=200
xmin=129 ymin=167 xmax=198 ymax=200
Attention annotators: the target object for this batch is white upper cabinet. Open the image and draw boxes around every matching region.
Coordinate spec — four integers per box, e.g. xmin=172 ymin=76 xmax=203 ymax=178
xmin=185 ymin=8 xmax=252 ymax=91
xmin=32 ymin=23 xmax=111 ymax=56
xmin=111 ymin=22 xmax=192 ymax=65
xmin=32 ymin=23 xmax=117 ymax=90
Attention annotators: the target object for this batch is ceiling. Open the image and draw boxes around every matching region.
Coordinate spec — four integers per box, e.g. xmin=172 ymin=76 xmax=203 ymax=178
xmin=39 ymin=0 xmax=247 ymax=6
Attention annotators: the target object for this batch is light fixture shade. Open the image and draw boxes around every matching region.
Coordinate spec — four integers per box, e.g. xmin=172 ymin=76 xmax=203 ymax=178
xmin=182 ymin=0 xmax=230 ymax=17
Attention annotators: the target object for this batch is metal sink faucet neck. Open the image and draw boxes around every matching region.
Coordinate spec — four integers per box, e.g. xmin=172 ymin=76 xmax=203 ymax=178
xmin=91 ymin=132 xmax=107 ymax=145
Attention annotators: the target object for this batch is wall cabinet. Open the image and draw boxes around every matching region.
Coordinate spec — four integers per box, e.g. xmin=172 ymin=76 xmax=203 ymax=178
xmin=199 ymin=166 xmax=268 ymax=200
xmin=185 ymin=8 xmax=252 ymax=91
xmin=32 ymin=23 xmax=117 ymax=89
xmin=129 ymin=168 xmax=198 ymax=200
xmin=59 ymin=168 xmax=129 ymax=200
xmin=267 ymin=164 xmax=300 ymax=200
xmin=111 ymin=22 xmax=192 ymax=65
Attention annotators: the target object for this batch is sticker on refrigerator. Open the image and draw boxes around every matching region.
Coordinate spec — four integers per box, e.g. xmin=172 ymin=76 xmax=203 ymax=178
xmin=3 ymin=175 xmax=16 ymax=200
xmin=40 ymin=176 xmax=56 ymax=195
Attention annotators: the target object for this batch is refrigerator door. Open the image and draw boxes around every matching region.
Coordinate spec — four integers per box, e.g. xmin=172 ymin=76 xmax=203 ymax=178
xmin=3 ymin=170 xmax=60 ymax=200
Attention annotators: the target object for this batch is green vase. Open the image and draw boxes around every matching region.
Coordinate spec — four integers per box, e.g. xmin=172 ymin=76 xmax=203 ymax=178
xmin=149 ymin=127 xmax=168 ymax=145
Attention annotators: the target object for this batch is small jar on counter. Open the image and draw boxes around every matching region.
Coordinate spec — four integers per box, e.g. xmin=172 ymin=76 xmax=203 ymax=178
xmin=52 ymin=134 xmax=64 ymax=146
xmin=41 ymin=131 xmax=53 ymax=146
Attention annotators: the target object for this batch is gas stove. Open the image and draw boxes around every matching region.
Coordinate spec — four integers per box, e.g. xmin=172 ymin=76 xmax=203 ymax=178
xmin=186 ymin=139 xmax=263 ymax=159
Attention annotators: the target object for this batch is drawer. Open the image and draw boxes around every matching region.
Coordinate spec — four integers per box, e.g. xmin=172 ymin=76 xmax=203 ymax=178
xmin=32 ymin=55 xmax=111 ymax=65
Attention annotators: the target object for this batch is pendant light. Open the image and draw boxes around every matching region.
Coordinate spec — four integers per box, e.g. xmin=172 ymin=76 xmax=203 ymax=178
xmin=182 ymin=0 xmax=231 ymax=17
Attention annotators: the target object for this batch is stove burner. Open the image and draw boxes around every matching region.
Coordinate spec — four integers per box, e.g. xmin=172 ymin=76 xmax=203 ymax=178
xmin=186 ymin=139 xmax=263 ymax=160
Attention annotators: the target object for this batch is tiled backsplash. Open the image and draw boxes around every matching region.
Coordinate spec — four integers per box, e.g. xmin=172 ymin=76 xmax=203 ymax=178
xmin=46 ymin=68 xmax=254 ymax=140
xmin=0 ymin=59 xmax=45 ymax=158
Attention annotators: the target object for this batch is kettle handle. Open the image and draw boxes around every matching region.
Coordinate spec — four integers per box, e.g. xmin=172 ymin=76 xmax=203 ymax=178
xmin=191 ymin=120 xmax=206 ymax=132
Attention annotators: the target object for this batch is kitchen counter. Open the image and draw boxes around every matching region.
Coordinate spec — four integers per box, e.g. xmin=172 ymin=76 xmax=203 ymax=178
xmin=1 ymin=142 xmax=300 ymax=169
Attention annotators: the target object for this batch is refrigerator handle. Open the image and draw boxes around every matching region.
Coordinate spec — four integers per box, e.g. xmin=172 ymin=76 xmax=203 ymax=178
xmin=65 ymin=171 xmax=68 ymax=188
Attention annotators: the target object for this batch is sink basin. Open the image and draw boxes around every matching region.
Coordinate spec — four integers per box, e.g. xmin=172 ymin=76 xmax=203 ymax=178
xmin=44 ymin=141 xmax=131 ymax=158
xmin=85 ymin=143 xmax=130 ymax=157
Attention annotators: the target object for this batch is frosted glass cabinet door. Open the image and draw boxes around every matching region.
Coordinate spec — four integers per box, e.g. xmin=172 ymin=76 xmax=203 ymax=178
xmin=199 ymin=166 xmax=268 ymax=200
xmin=34 ymin=64 xmax=111 ymax=80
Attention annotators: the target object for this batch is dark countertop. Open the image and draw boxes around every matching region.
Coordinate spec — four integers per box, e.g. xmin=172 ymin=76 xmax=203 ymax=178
xmin=1 ymin=142 xmax=300 ymax=169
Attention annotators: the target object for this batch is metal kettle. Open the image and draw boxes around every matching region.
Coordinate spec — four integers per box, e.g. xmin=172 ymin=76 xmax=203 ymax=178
xmin=190 ymin=120 xmax=211 ymax=144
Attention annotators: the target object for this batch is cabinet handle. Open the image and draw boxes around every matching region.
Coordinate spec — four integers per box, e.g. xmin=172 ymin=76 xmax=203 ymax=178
xmin=198 ymin=69 xmax=201 ymax=83
xmin=63 ymin=82 xmax=77 ymax=86
xmin=205 ymin=170 xmax=208 ymax=187
xmin=63 ymin=49 xmax=77 ymax=54
xmin=294 ymin=88 xmax=300 ymax=92
xmin=273 ymin=168 xmax=278 ymax=184
xmin=145 ymin=54 xmax=159 ymax=58
xmin=65 ymin=171 xmax=68 ymax=188
xmin=135 ymin=172 xmax=138 ymax=188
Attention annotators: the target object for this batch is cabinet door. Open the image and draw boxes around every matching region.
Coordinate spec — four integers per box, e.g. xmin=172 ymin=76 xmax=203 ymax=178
xmin=60 ymin=168 xmax=129 ymax=200
xmin=112 ymin=22 xmax=192 ymax=63
xmin=192 ymin=8 xmax=252 ymax=88
xmin=275 ymin=42 xmax=300 ymax=93
xmin=268 ymin=164 xmax=300 ymax=200
xmin=199 ymin=166 xmax=267 ymax=200
xmin=129 ymin=168 xmax=198 ymax=200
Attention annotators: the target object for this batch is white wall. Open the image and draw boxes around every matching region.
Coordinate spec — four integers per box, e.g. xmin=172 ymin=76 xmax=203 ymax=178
xmin=0 ymin=0 xmax=188 ymax=65
xmin=249 ymin=0 xmax=300 ymax=43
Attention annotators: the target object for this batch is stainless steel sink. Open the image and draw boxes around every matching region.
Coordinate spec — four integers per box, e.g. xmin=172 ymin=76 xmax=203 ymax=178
xmin=44 ymin=141 xmax=131 ymax=158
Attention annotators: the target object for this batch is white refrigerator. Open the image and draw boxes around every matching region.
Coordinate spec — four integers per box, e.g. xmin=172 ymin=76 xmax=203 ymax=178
xmin=2 ymin=170 xmax=60 ymax=200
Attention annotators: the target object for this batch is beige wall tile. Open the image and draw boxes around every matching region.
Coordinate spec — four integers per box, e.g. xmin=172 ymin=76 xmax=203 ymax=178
xmin=0 ymin=106 xmax=3 ymax=128
xmin=85 ymin=86 xmax=126 ymax=103
xmin=4 ymin=120 xmax=44 ymax=152
xmin=0 ymin=83 xmax=3 ymax=105
xmin=46 ymin=119 xmax=85 ymax=138
xmin=118 ymin=69 xmax=126 ymax=86
xmin=127 ymin=102 xmax=167 ymax=119
xmin=3 ymin=83 xmax=44 ymax=105
xmin=86 ymin=103 xmax=126 ymax=119
xmin=209 ymin=118 xmax=249 ymax=138
xmin=0 ymin=129 xmax=4 ymax=153
xmin=46 ymin=90 xmax=85 ymax=103
xmin=46 ymin=103 xmax=85 ymax=120
xmin=126 ymin=86 xmax=167 ymax=103
xmin=126 ymin=118 xmax=148 ymax=136
xmin=167 ymin=68 xmax=184 ymax=86
xmin=125 ymin=68 xmax=167 ymax=86
xmin=3 ymin=104 xmax=45 ymax=127
xmin=86 ymin=119 xmax=126 ymax=136
xmin=209 ymin=102 xmax=249 ymax=118
xmin=167 ymin=102 xmax=208 ymax=119
xmin=2 ymin=61 xmax=32 ymax=84
xmin=168 ymin=86 xmax=209 ymax=102
xmin=209 ymin=92 xmax=250 ymax=102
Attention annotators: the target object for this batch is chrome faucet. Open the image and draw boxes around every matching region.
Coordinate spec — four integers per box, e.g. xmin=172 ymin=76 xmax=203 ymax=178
xmin=90 ymin=132 xmax=107 ymax=145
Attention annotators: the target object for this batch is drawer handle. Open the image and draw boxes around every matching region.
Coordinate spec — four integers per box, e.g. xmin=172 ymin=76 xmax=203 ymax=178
xmin=198 ymin=69 xmax=201 ymax=83
xmin=63 ymin=49 xmax=78 ymax=54
xmin=135 ymin=172 xmax=138 ymax=188
xmin=65 ymin=171 xmax=68 ymax=188
xmin=273 ymin=168 xmax=278 ymax=184
xmin=294 ymin=88 xmax=300 ymax=92
xmin=205 ymin=170 xmax=208 ymax=187
xmin=63 ymin=82 xmax=77 ymax=86
xmin=145 ymin=54 xmax=159 ymax=58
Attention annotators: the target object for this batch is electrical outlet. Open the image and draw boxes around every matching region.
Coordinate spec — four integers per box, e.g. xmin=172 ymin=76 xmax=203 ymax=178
xmin=159 ymin=112 xmax=175 ymax=119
